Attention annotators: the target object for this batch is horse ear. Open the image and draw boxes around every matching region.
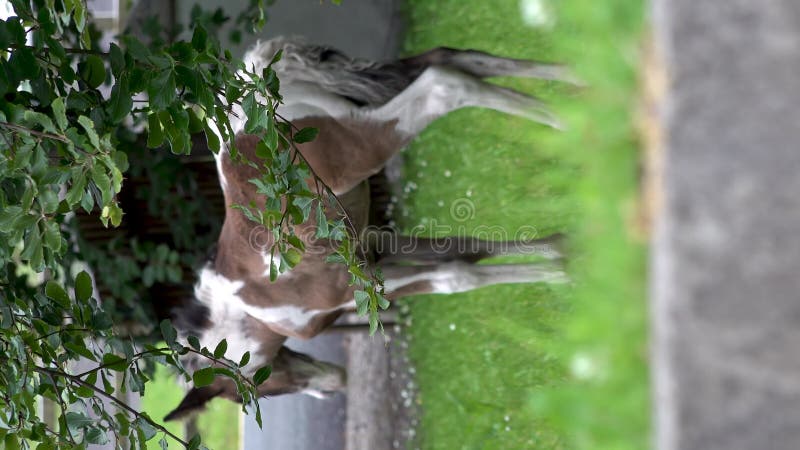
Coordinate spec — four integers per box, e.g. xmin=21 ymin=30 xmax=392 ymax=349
xmin=164 ymin=386 xmax=222 ymax=421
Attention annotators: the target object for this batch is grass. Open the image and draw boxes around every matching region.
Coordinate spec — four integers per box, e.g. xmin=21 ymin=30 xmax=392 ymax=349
xmin=399 ymin=1 xmax=648 ymax=449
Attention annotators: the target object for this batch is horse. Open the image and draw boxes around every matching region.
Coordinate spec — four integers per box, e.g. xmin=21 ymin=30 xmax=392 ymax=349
xmin=164 ymin=37 xmax=574 ymax=421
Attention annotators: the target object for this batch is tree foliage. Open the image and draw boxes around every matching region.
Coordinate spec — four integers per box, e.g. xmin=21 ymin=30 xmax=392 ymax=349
xmin=0 ymin=0 xmax=386 ymax=448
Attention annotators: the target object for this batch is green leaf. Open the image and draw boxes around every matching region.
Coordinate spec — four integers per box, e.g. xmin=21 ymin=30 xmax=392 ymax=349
xmin=108 ymin=75 xmax=133 ymax=124
xmin=9 ymin=46 xmax=40 ymax=80
xmin=51 ymin=97 xmax=68 ymax=130
xmin=115 ymin=412 xmax=130 ymax=436
xmin=101 ymin=353 xmax=128 ymax=372
xmin=77 ymin=115 xmax=100 ymax=150
xmin=213 ymin=339 xmax=227 ymax=359
xmin=187 ymin=108 xmax=204 ymax=133
xmin=35 ymin=441 xmax=55 ymax=450
xmin=65 ymin=411 xmax=93 ymax=432
xmin=264 ymin=117 xmax=278 ymax=150
xmin=354 ymin=290 xmax=369 ymax=316
xmin=239 ymin=351 xmax=250 ymax=367
xmin=293 ymin=127 xmax=319 ymax=143
xmin=0 ymin=205 xmax=23 ymax=233
xmin=74 ymin=2 xmax=87 ymax=32
xmin=122 ymin=35 xmax=151 ymax=61
xmin=269 ymin=49 xmax=284 ymax=66
xmin=42 ymin=219 xmax=61 ymax=253
xmin=191 ymin=26 xmax=208 ymax=51
xmin=109 ymin=43 xmax=125 ymax=76
xmin=315 ymin=203 xmax=329 ymax=238
xmin=91 ymin=309 xmax=113 ymax=330
xmin=147 ymin=113 xmax=165 ymax=148
xmin=287 ymin=234 xmax=306 ymax=252
xmin=192 ymin=367 xmax=215 ymax=387
xmin=284 ymin=248 xmax=302 ymax=267
xmin=188 ymin=335 xmax=201 ymax=351
xmin=66 ymin=168 xmax=87 ymax=206
xmin=79 ymin=55 xmax=106 ymax=89
xmin=101 ymin=371 xmax=115 ymax=393
xmin=160 ymin=319 xmax=178 ymax=349
xmin=23 ymin=111 xmax=58 ymax=134
xmin=107 ymin=202 xmax=123 ymax=227
xmin=369 ymin=312 xmax=379 ymax=336
xmin=75 ymin=270 xmax=93 ymax=302
xmin=80 ymin=189 xmax=94 ymax=212
xmin=377 ymin=294 xmax=391 ymax=310
xmin=45 ymin=281 xmax=71 ymax=308
xmin=325 ymin=253 xmax=347 ymax=265
xmin=148 ymin=69 xmax=176 ymax=110
xmin=86 ymin=427 xmax=109 ymax=445
xmin=269 ymin=257 xmax=277 ymax=282
xmin=63 ymin=341 xmax=97 ymax=361
xmin=253 ymin=365 xmax=272 ymax=386
xmin=242 ymin=91 xmax=269 ymax=133
xmin=203 ymin=122 xmax=221 ymax=153
xmin=91 ymin=165 xmax=111 ymax=205
xmin=39 ymin=189 xmax=60 ymax=214
xmin=134 ymin=417 xmax=157 ymax=441
xmin=187 ymin=434 xmax=201 ymax=450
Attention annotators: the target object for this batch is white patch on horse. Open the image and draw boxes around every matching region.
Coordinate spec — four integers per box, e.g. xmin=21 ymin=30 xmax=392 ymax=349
xmin=383 ymin=262 xmax=476 ymax=294
xmin=365 ymin=66 xmax=562 ymax=135
xmin=205 ymin=120 xmax=229 ymax=189
xmin=194 ymin=267 xmax=266 ymax=372
xmin=198 ymin=266 xmax=338 ymax=336
xmin=303 ymin=368 xmax=345 ymax=398
xmin=239 ymin=300 xmax=353 ymax=332
xmin=277 ymin=81 xmax=356 ymax=121
xmin=383 ymin=262 xmax=568 ymax=294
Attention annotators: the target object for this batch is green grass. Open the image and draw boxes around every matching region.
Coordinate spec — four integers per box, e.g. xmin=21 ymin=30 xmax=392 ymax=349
xmin=399 ymin=1 xmax=647 ymax=449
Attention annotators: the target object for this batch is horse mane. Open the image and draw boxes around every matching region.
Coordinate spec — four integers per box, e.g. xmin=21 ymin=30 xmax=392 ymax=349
xmin=243 ymin=36 xmax=416 ymax=107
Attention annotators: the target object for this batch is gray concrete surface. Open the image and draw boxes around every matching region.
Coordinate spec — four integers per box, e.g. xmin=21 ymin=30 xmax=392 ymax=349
xmin=174 ymin=0 xmax=403 ymax=61
xmin=346 ymin=329 xmax=418 ymax=450
xmin=652 ymin=2 xmax=800 ymax=450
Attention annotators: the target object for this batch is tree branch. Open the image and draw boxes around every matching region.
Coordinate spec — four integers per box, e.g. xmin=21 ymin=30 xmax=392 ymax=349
xmin=0 ymin=121 xmax=70 ymax=143
xmin=34 ymin=365 xmax=191 ymax=448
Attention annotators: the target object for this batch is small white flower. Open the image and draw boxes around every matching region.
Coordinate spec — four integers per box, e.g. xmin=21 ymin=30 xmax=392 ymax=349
xmin=520 ymin=0 xmax=555 ymax=29
xmin=449 ymin=323 xmax=456 ymax=331
xmin=444 ymin=170 xmax=452 ymax=177
xmin=570 ymin=352 xmax=601 ymax=380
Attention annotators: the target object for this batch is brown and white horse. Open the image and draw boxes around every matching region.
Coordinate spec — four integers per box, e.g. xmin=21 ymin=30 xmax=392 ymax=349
xmin=164 ymin=37 xmax=573 ymax=421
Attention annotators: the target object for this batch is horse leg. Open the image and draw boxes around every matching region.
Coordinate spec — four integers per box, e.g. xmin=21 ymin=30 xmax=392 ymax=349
xmin=369 ymin=232 xmax=565 ymax=264
xmin=364 ymin=66 xmax=563 ymax=137
xmin=299 ymin=65 xmax=561 ymax=193
xmin=381 ymin=261 xmax=568 ymax=299
xmin=400 ymin=47 xmax=581 ymax=84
